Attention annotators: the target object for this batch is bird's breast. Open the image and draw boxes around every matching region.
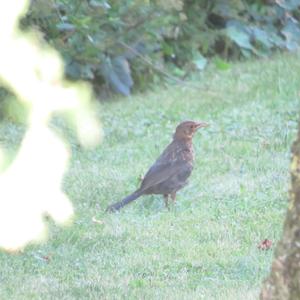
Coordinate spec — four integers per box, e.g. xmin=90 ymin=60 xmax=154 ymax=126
xmin=180 ymin=146 xmax=195 ymax=164
xmin=162 ymin=140 xmax=195 ymax=164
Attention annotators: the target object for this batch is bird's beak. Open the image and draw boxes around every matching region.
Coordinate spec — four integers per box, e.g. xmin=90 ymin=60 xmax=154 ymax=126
xmin=195 ymin=122 xmax=209 ymax=129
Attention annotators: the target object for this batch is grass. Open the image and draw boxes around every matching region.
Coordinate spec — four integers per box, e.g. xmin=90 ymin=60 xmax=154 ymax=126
xmin=0 ymin=53 xmax=299 ymax=299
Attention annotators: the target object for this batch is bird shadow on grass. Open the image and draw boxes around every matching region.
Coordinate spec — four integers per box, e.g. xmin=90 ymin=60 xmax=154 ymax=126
xmin=137 ymin=195 xmax=189 ymax=216
xmin=138 ymin=195 xmax=165 ymax=215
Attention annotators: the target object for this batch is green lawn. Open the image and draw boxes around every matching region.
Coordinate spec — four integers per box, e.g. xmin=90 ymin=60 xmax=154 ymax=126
xmin=0 ymin=53 xmax=299 ymax=299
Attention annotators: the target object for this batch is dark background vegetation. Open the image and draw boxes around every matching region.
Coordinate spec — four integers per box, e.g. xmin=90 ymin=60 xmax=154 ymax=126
xmin=21 ymin=0 xmax=300 ymax=97
xmin=1 ymin=0 xmax=300 ymax=118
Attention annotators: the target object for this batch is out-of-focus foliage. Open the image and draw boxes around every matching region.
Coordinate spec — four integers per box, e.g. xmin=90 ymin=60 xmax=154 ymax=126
xmin=173 ymin=0 xmax=300 ymax=64
xmin=22 ymin=0 xmax=300 ymax=96
xmin=22 ymin=0 xmax=165 ymax=96
xmin=0 ymin=0 xmax=101 ymax=252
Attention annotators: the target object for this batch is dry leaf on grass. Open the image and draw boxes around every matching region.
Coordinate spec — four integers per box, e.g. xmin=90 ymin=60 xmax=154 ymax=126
xmin=258 ymin=239 xmax=272 ymax=250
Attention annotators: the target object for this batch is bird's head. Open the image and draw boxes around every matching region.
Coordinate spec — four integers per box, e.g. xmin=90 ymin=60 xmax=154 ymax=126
xmin=174 ymin=120 xmax=209 ymax=141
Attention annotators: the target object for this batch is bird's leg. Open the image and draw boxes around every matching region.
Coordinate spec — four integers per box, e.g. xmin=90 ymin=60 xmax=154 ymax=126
xmin=163 ymin=194 xmax=170 ymax=210
xmin=171 ymin=192 xmax=176 ymax=204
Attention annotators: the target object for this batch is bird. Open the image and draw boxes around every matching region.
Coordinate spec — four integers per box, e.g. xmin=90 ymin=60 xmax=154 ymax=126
xmin=106 ymin=120 xmax=209 ymax=212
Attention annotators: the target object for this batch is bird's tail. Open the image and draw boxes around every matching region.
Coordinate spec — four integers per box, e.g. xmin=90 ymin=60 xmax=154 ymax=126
xmin=106 ymin=190 xmax=143 ymax=212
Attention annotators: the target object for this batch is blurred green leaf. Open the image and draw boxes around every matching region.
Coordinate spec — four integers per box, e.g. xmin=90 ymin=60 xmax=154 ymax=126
xmin=173 ymin=67 xmax=186 ymax=77
xmin=276 ymin=0 xmax=300 ymax=10
xmin=100 ymin=56 xmax=133 ymax=96
xmin=193 ymin=53 xmax=207 ymax=71
xmin=213 ymin=57 xmax=231 ymax=71
xmin=282 ymin=19 xmax=300 ymax=50
xmin=226 ymin=25 xmax=253 ymax=50
xmin=56 ymin=23 xmax=75 ymax=32
xmin=252 ymin=27 xmax=273 ymax=48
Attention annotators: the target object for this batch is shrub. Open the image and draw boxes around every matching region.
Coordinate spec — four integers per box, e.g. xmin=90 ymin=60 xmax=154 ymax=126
xmin=22 ymin=0 xmax=300 ymax=96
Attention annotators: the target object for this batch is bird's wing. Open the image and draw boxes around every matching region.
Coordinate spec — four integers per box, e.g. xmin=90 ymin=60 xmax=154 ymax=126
xmin=140 ymin=159 xmax=191 ymax=192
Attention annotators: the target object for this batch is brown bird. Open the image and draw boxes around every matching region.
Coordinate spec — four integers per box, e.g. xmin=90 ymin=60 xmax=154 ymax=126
xmin=106 ymin=120 xmax=209 ymax=212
